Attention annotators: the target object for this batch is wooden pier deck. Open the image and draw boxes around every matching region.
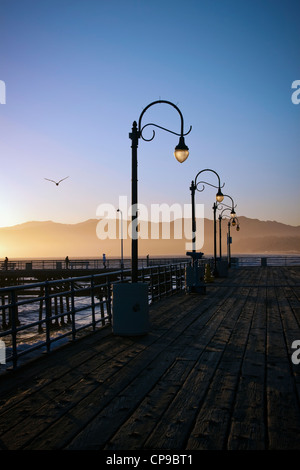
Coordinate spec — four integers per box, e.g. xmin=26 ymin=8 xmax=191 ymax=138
xmin=0 ymin=266 xmax=300 ymax=451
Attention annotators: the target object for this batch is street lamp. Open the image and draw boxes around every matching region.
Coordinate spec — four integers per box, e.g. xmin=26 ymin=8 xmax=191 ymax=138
xmin=174 ymin=136 xmax=190 ymax=163
xmin=218 ymin=207 xmax=236 ymax=259
xmin=190 ymin=169 xmax=224 ymax=272
xmin=217 ymin=194 xmax=237 ymax=258
xmin=227 ymin=215 xmax=240 ymax=266
xmin=218 ymin=207 xmax=230 ymax=260
xmin=221 ymin=194 xmax=237 ymax=219
xmin=130 ymin=100 xmax=191 ymax=283
xmin=112 ymin=100 xmax=191 ymax=336
xmin=117 ymin=209 xmax=124 ymax=271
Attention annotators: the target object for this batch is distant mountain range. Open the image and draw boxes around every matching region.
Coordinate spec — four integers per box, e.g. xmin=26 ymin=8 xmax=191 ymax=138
xmin=0 ymin=217 xmax=299 ymax=258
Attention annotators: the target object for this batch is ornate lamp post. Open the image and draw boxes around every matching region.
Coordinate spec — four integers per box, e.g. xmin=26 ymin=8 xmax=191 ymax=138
xmin=117 ymin=208 xmax=124 ymax=271
xmin=217 ymin=195 xmax=237 ymax=258
xmin=190 ymin=169 xmax=224 ymax=273
xmin=113 ymin=100 xmax=191 ymax=336
xmin=218 ymin=207 xmax=230 ymax=260
xmin=130 ymin=100 xmax=191 ymax=283
xmin=222 ymin=194 xmax=236 ymax=219
xmin=227 ymin=215 xmax=240 ymax=266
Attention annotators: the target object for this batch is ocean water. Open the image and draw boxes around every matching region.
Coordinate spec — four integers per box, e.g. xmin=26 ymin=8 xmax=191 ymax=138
xmin=0 ymin=285 xmax=112 ymax=371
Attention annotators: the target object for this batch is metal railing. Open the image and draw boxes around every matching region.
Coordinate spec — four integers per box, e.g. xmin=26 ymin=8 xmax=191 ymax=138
xmin=0 ymin=262 xmax=189 ymax=370
xmin=230 ymin=256 xmax=300 ymax=267
xmin=0 ymin=257 xmax=188 ymax=271
xmin=2 ymin=255 xmax=298 ymax=272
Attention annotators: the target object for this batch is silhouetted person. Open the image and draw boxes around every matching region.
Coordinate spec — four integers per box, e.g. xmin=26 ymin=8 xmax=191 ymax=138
xmin=65 ymin=256 xmax=69 ymax=269
xmin=103 ymin=253 xmax=106 ymax=269
xmin=4 ymin=257 xmax=8 ymax=270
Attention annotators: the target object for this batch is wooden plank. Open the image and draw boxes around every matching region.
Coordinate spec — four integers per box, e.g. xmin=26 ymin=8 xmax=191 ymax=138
xmin=0 ymin=267 xmax=299 ymax=451
xmin=266 ymin=283 xmax=300 ymax=449
xmin=30 ymin=275 xmax=244 ymax=450
xmin=185 ymin=286 xmax=255 ymax=450
xmin=0 ymin=294 xmax=195 ymax=448
xmin=24 ymin=269 xmax=259 ymax=449
xmin=101 ymin=283 xmax=245 ymax=450
xmin=58 ymin=287 xmax=239 ymax=450
xmin=0 ymin=336 xmax=138 ymax=447
xmin=144 ymin=286 xmax=252 ymax=450
xmin=0 ymin=292 xmax=190 ymax=399
xmin=103 ymin=359 xmax=195 ymax=450
xmin=227 ymin=285 xmax=267 ymax=449
xmin=0 ymin=326 xmax=115 ymax=414
xmin=22 ymin=290 xmax=221 ymax=449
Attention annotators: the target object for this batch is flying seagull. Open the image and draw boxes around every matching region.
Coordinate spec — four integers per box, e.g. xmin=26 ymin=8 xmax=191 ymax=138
xmin=44 ymin=176 xmax=69 ymax=186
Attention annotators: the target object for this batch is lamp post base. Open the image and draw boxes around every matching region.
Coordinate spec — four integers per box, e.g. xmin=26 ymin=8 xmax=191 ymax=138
xmin=112 ymin=282 xmax=149 ymax=336
xmin=185 ymin=265 xmax=206 ymax=294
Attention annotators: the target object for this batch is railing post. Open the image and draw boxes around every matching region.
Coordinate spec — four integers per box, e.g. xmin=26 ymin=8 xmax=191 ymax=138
xmin=141 ymin=265 xmax=145 ymax=282
xmin=70 ymin=279 xmax=76 ymax=341
xmin=1 ymin=294 xmax=7 ymax=330
xmin=180 ymin=263 xmax=184 ymax=290
xmin=150 ymin=266 xmax=154 ymax=303
xmin=99 ymin=287 xmax=105 ymax=327
xmin=174 ymin=264 xmax=178 ymax=291
xmin=44 ymin=281 xmax=51 ymax=353
xmin=59 ymin=290 xmax=65 ymax=326
xmin=10 ymin=290 xmax=18 ymax=369
xmin=38 ymin=286 xmax=44 ymax=333
xmin=107 ymin=277 xmax=112 ymax=323
xmin=158 ymin=266 xmax=161 ymax=299
xmin=91 ymin=275 xmax=96 ymax=331
xmin=54 ymin=290 xmax=59 ymax=328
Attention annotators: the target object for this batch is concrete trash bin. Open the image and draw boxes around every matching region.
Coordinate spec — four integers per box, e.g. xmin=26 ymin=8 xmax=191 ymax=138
xmin=112 ymin=282 xmax=149 ymax=336
xmin=185 ymin=265 xmax=206 ymax=294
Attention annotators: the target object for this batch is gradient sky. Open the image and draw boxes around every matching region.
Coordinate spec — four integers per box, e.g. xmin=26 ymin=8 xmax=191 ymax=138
xmin=0 ymin=0 xmax=299 ymax=228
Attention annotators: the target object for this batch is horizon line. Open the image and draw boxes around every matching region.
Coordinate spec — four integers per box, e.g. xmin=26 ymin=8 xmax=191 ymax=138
xmin=0 ymin=215 xmax=300 ymax=229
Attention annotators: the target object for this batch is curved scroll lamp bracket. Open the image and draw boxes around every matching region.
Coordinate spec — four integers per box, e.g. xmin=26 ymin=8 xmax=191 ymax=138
xmin=216 ymin=202 xmax=238 ymax=211
xmin=193 ymin=168 xmax=225 ymax=203
xmin=137 ymin=100 xmax=192 ymax=163
xmin=195 ymin=180 xmax=225 ymax=193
